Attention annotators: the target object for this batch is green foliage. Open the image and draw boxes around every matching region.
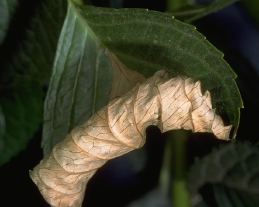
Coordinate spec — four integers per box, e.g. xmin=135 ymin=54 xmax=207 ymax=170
xmin=0 ymin=0 xmax=67 ymax=88
xmin=42 ymin=1 xmax=113 ymax=156
xmin=1 ymin=0 xmax=253 ymax=207
xmin=41 ymin=1 xmax=243 ymax=156
xmin=0 ymin=0 xmax=67 ymax=166
xmin=75 ymin=4 xmax=242 ymax=135
xmin=188 ymin=142 xmax=259 ymax=207
xmin=0 ymin=86 xmax=43 ymax=166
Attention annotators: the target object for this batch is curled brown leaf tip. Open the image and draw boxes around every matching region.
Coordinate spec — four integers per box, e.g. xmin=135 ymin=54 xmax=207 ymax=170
xmin=30 ymin=70 xmax=231 ymax=207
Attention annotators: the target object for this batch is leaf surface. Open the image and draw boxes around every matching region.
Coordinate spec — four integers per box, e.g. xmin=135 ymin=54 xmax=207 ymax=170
xmin=0 ymin=0 xmax=67 ymax=166
xmin=0 ymin=0 xmax=67 ymax=88
xmin=75 ymin=4 xmax=243 ymax=135
xmin=188 ymin=142 xmax=259 ymax=207
xmin=31 ymin=70 xmax=232 ymax=207
xmin=43 ymin=2 xmax=243 ymax=155
xmin=0 ymin=87 xmax=43 ymax=166
xmin=108 ymin=52 xmax=146 ymax=99
xmin=42 ymin=1 xmax=113 ymax=156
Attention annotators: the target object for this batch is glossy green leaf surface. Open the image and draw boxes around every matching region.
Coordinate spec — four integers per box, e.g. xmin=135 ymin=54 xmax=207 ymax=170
xmin=42 ymin=2 xmax=243 ymax=155
xmin=0 ymin=0 xmax=18 ymax=44
xmin=76 ymin=5 xmax=243 ymax=135
xmin=188 ymin=142 xmax=259 ymax=207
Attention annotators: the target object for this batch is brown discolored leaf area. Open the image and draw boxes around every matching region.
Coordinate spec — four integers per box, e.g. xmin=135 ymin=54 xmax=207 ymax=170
xmin=108 ymin=52 xmax=146 ymax=100
xmin=30 ymin=70 xmax=231 ymax=207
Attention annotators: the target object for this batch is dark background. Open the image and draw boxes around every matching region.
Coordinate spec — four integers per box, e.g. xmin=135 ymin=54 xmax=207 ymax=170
xmin=0 ymin=0 xmax=259 ymax=206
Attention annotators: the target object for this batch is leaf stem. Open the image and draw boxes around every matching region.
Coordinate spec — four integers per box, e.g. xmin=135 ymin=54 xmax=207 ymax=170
xmin=158 ymin=130 xmax=190 ymax=207
xmin=171 ymin=130 xmax=190 ymax=207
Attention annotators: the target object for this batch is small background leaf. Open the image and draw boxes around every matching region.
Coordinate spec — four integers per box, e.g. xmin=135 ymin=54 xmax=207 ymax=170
xmin=187 ymin=142 xmax=259 ymax=207
xmin=0 ymin=86 xmax=43 ymax=166
xmin=0 ymin=0 xmax=67 ymax=166
xmin=0 ymin=0 xmax=67 ymax=88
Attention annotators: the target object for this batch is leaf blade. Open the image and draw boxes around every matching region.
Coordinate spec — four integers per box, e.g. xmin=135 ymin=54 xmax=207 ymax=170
xmin=42 ymin=2 xmax=113 ymax=156
xmin=0 ymin=86 xmax=43 ymax=166
xmin=0 ymin=0 xmax=67 ymax=166
xmin=188 ymin=142 xmax=259 ymax=207
xmin=42 ymin=3 xmax=243 ymax=156
xmin=0 ymin=0 xmax=67 ymax=89
xmin=75 ymin=5 xmax=243 ymax=136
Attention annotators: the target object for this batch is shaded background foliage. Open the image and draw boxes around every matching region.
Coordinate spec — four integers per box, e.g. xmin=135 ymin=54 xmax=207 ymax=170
xmin=0 ymin=0 xmax=258 ymax=206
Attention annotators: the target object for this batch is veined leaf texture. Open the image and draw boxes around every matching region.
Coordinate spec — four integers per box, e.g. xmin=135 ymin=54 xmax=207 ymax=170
xmin=30 ymin=70 xmax=231 ymax=207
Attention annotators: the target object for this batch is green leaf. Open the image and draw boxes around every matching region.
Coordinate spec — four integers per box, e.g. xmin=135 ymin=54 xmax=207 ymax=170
xmin=0 ymin=0 xmax=67 ymax=89
xmin=0 ymin=86 xmax=43 ymax=166
xmin=213 ymin=184 xmax=257 ymax=207
xmin=0 ymin=0 xmax=18 ymax=44
xmin=0 ymin=0 xmax=67 ymax=166
xmin=75 ymin=5 xmax=243 ymax=136
xmin=187 ymin=142 xmax=259 ymax=207
xmin=42 ymin=1 xmax=113 ymax=157
xmin=42 ymin=2 xmax=243 ymax=155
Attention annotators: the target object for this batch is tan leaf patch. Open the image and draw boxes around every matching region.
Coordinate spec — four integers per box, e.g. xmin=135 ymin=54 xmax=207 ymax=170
xmin=30 ymin=70 xmax=231 ymax=207
xmin=108 ymin=52 xmax=146 ymax=100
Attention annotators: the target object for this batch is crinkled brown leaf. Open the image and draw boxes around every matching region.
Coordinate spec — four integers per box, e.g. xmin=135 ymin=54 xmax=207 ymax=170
xmin=30 ymin=70 xmax=231 ymax=207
